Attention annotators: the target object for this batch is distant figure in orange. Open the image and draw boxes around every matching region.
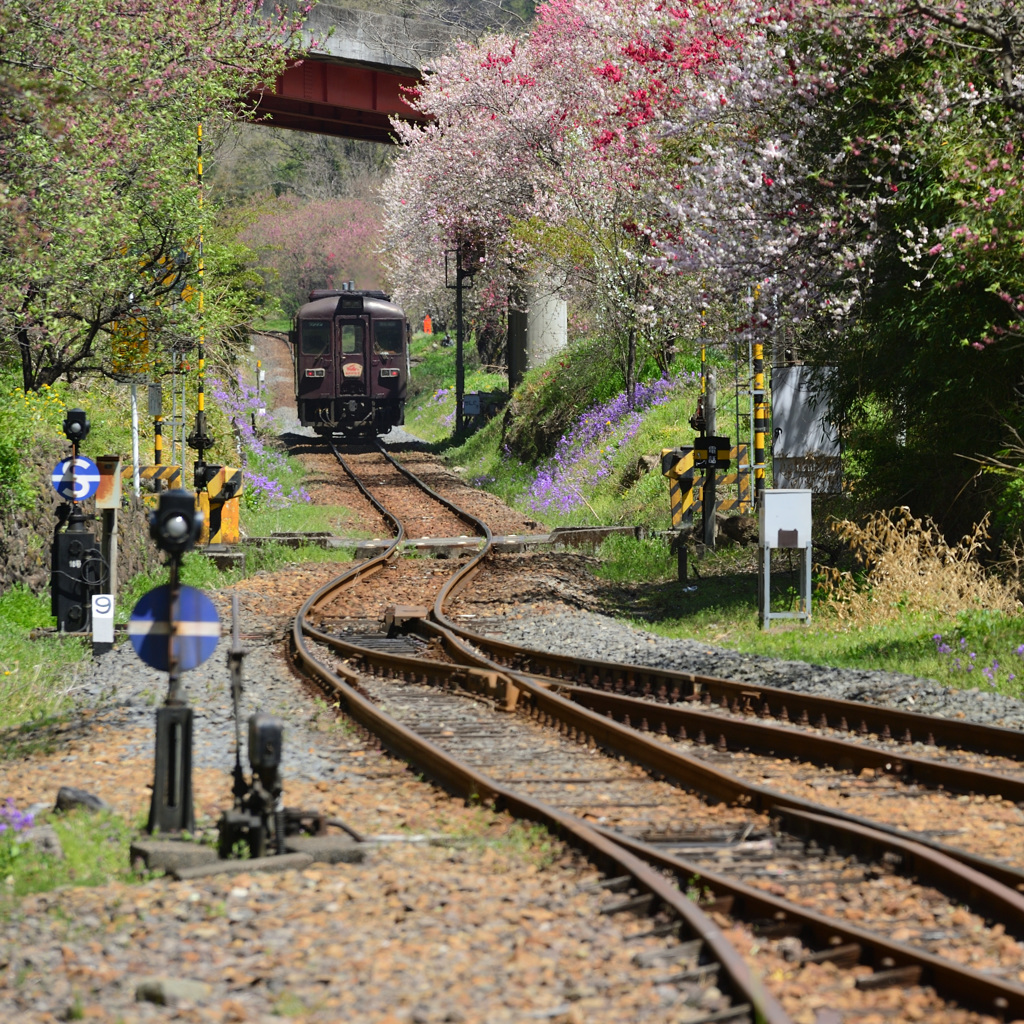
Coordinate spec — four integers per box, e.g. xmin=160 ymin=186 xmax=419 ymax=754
xmin=423 ymin=315 xmax=432 ymax=335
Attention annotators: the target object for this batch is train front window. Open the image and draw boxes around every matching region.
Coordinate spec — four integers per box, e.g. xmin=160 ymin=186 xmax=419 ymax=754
xmin=374 ymin=319 xmax=404 ymax=354
xmin=300 ymin=321 xmax=330 ymax=356
xmin=340 ymin=323 xmax=363 ymax=355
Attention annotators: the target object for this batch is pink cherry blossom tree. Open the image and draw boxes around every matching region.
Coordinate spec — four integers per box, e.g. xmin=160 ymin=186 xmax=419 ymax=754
xmin=382 ymin=0 xmax=699 ymax=398
xmin=239 ymin=195 xmax=386 ymax=314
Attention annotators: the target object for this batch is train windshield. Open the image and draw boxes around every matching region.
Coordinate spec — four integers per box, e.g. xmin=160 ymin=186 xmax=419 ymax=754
xmin=300 ymin=321 xmax=330 ymax=356
xmin=374 ymin=319 xmax=404 ymax=354
xmin=340 ymin=323 xmax=363 ymax=355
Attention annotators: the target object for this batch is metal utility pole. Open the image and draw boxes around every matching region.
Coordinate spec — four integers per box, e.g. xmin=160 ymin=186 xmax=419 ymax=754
xmin=445 ymin=241 xmax=475 ymax=436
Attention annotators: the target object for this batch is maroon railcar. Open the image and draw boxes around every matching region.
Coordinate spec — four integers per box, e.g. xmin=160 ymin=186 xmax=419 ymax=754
xmin=290 ymin=289 xmax=410 ymax=439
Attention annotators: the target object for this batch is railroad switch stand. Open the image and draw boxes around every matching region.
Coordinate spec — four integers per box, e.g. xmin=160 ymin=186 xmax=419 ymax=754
xmin=217 ymin=596 xmax=324 ymax=860
xmin=218 ymin=712 xmax=287 ymax=859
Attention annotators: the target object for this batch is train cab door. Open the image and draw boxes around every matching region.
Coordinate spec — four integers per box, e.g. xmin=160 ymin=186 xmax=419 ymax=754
xmin=371 ymin=317 xmax=406 ymax=404
xmin=336 ymin=318 xmax=368 ymax=396
xmin=297 ymin=318 xmax=333 ymax=419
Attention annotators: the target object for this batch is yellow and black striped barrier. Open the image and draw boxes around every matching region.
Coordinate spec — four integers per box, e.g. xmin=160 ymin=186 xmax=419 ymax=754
xmin=197 ymin=465 xmax=244 ymax=545
xmin=205 ymin=465 xmax=243 ymax=502
xmin=122 ymin=465 xmax=183 ymax=504
xmin=663 ymin=444 xmax=753 ymax=525
xmin=693 ymin=445 xmax=752 ymax=512
xmin=661 ymin=447 xmax=696 ymax=528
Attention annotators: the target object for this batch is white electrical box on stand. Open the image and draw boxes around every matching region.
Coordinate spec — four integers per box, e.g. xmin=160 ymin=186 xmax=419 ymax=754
xmin=758 ymin=489 xmax=813 ymax=629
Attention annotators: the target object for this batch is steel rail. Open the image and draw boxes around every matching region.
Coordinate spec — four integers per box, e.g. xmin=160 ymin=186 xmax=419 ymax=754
xmin=407 ymin=618 xmax=1024 ymax=1016
xmin=284 ymin=443 xmax=407 ymax=621
xmin=296 ymin=612 xmax=1024 ymax=1020
xmin=300 ymin=446 xmax=1023 ymax=1019
xmin=415 ymin=618 xmax=1024 ymax=900
xmin=594 ymin=821 xmax=1024 ymax=1021
xmin=426 ymin=618 xmax=1024 ymax=761
xmin=551 ymin=682 xmax=1024 ymax=802
xmin=290 ymin=616 xmax=791 ymax=1024
xmin=296 ymin=445 xmax=790 ymax=1024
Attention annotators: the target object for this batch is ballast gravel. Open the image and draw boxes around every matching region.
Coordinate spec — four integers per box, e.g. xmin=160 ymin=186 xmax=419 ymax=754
xmin=3 ymin=574 xmax=714 ymax=1024
xmin=472 ymin=608 xmax=1024 ymax=731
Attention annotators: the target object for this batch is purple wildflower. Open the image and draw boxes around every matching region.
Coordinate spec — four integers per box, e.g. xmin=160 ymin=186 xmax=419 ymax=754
xmin=528 ymin=373 xmax=695 ymax=516
xmin=0 ymin=799 xmax=34 ymax=833
xmin=211 ymin=374 xmax=308 ymax=511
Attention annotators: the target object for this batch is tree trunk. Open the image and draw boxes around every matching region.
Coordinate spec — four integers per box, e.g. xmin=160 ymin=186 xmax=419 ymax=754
xmin=18 ymin=326 xmax=34 ymax=392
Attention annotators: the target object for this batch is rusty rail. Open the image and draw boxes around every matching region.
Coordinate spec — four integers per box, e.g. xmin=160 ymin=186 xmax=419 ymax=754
xmin=297 ymin=445 xmax=1024 ymax=1020
xmin=424 ymin=620 xmax=1024 ymax=761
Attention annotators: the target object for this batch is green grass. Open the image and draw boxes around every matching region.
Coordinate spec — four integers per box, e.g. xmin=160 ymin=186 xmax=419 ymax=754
xmin=0 ymin=808 xmax=147 ymax=911
xmin=243 ymin=502 xmax=369 ymax=538
xmin=0 ymin=586 xmax=88 ymax=731
xmin=257 ymin=317 xmax=292 ymax=333
xmin=405 ymin=332 xmax=508 ymax=445
xmin=595 ymin=533 xmax=678 ymax=582
xmin=593 ymin=535 xmax=1024 ymax=700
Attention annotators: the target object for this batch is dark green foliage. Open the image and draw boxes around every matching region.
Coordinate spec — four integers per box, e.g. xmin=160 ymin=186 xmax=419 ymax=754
xmin=799 ymin=38 xmax=1024 ymax=545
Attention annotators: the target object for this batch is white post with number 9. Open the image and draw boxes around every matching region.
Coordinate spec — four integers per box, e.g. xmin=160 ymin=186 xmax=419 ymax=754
xmin=91 ymin=594 xmax=115 ymax=656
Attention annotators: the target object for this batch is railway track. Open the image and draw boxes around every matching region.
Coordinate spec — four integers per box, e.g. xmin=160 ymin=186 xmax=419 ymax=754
xmin=291 ymin=440 xmax=1024 ymax=1021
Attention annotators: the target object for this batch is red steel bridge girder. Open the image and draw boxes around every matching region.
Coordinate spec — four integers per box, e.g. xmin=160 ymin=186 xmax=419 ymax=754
xmin=249 ymin=58 xmax=426 ymax=143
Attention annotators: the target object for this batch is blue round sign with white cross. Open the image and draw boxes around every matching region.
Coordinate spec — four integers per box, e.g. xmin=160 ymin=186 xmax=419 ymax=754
xmin=51 ymin=456 xmax=100 ymax=502
xmin=128 ymin=584 xmax=221 ymax=672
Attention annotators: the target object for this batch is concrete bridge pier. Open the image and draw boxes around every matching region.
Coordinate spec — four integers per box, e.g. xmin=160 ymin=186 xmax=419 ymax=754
xmin=508 ymin=277 xmax=567 ymax=389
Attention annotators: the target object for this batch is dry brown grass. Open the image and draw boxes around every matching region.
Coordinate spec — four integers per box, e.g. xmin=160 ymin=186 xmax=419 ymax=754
xmin=818 ymin=507 xmax=1021 ymax=625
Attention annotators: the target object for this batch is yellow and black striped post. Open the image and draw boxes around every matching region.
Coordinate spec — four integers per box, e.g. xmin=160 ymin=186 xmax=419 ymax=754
xmin=662 ymin=447 xmax=696 ymax=581
xmin=154 ymin=414 xmax=163 ymax=465
xmin=187 ymin=121 xmax=214 ymax=493
xmin=753 ymin=341 xmax=766 ymax=506
xmin=197 ymin=121 xmax=204 ymax=446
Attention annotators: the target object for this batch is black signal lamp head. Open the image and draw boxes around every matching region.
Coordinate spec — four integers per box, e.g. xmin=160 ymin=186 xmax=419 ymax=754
xmin=62 ymin=409 xmax=90 ymax=444
xmin=149 ymin=489 xmax=203 ymax=556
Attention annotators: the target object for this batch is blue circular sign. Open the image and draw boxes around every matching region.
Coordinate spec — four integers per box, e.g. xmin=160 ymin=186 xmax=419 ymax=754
xmin=51 ymin=456 xmax=101 ymax=502
xmin=128 ymin=584 xmax=221 ymax=672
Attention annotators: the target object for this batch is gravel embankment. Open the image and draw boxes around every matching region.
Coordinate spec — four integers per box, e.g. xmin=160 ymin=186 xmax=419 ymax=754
xmin=477 ymin=609 xmax=1024 ymax=730
xmin=9 ymin=580 xmax=752 ymax=1024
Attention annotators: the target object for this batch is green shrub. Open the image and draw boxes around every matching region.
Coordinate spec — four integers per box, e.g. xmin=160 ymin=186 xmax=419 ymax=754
xmin=0 ymin=377 xmax=69 ymax=510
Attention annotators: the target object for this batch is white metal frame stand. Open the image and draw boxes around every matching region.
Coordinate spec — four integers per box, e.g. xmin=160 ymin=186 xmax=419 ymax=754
xmin=758 ymin=542 xmax=812 ymax=629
